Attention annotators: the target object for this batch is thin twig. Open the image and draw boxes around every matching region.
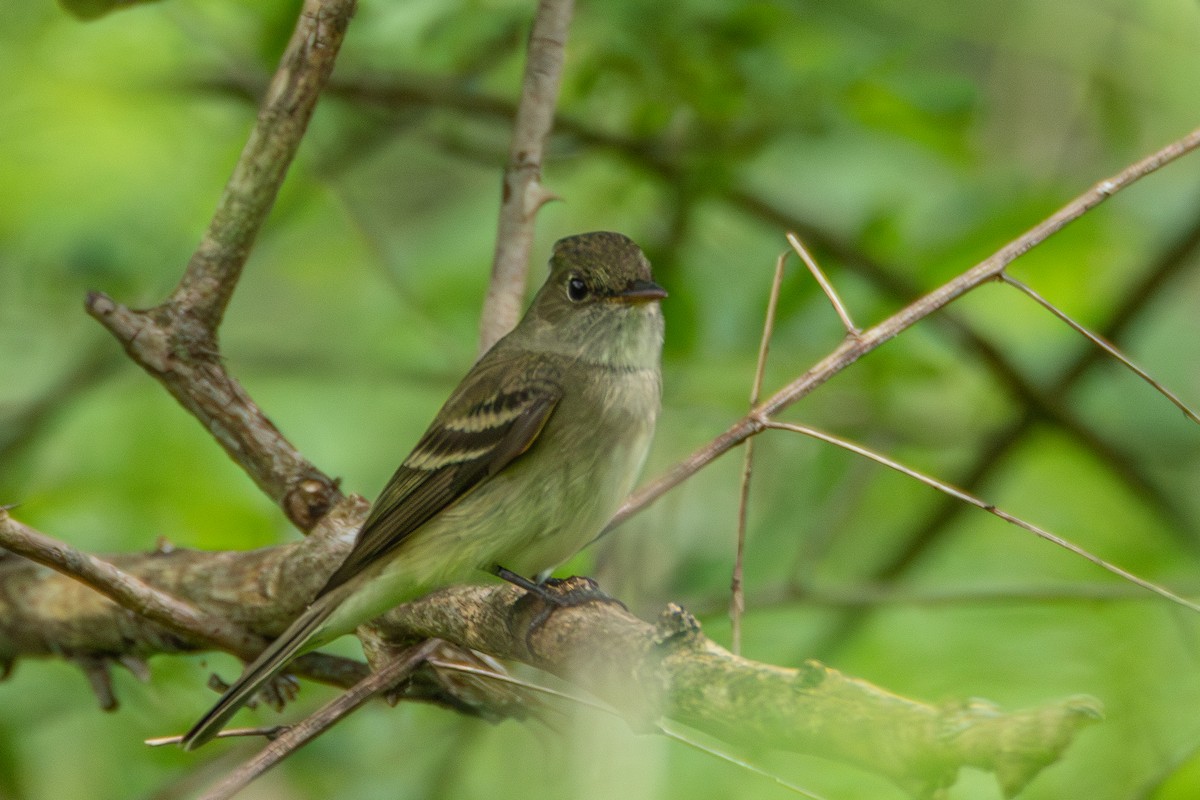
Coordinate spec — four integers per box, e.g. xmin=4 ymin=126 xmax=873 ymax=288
xmin=145 ymin=726 xmax=290 ymax=748
xmin=427 ymin=658 xmax=611 ymax=714
xmin=786 ymin=232 xmax=859 ymax=335
xmin=761 ymin=420 xmax=1200 ymax=614
xmin=658 ymin=721 xmax=831 ymax=800
xmin=731 ymin=252 xmax=787 ymax=654
xmin=1001 ymin=272 xmax=1200 ymax=424
xmin=198 ymin=640 xmax=439 ymax=800
xmin=478 ymin=0 xmax=574 ymax=354
xmin=607 ymin=124 xmax=1200 ymax=532
xmin=835 ymin=206 xmax=1200 ymax=602
xmin=808 ymin=209 xmax=1200 ymax=656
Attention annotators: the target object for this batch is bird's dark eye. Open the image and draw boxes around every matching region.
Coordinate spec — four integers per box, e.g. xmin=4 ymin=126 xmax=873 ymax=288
xmin=566 ymin=277 xmax=589 ymax=302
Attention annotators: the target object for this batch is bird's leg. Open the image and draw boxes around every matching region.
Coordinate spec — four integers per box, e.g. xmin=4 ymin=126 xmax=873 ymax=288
xmin=491 ymin=566 xmax=627 ymax=652
xmin=493 ymin=566 xmax=625 ymax=608
xmin=492 ymin=565 xmax=549 ymax=597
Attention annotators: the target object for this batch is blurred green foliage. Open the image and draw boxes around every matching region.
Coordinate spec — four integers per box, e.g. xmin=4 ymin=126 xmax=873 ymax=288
xmin=2 ymin=1 xmax=1200 ymax=798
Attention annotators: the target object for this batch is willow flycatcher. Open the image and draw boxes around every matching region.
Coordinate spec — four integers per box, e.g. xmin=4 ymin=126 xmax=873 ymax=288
xmin=182 ymin=231 xmax=665 ymax=749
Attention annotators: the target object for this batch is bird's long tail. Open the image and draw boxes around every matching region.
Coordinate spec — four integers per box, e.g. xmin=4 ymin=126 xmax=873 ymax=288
xmin=180 ymin=593 xmax=340 ymax=750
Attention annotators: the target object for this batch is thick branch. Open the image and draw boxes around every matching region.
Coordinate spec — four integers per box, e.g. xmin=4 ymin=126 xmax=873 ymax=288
xmin=390 ymin=580 xmax=1100 ymax=799
xmin=478 ymin=0 xmax=574 ymax=354
xmin=0 ymin=528 xmax=1098 ymax=797
xmin=86 ymin=291 xmax=344 ymax=530
xmin=0 ymin=503 xmax=368 ymax=692
xmin=0 ymin=510 xmax=265 ymax=661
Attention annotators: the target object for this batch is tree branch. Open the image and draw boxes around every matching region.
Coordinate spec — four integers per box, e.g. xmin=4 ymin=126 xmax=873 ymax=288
xmin=84 ymin=0 xmax=358 ymax=531
xmin=0 ymin=504 xmax=369 ymax=696
xmin=170 ymin=0 xmax=356 ymax=332
xmin=389 ymin=580 xmax=1101 ymax=799
xmin=607 ymin=124 xmax=1200 ymax=531
xmin=191 ymin=71 xmax=1182 ymax=526
xmin=478 ymin=0 xmax=574 ymax=354
xmin=0 ymin=527 xmax=1101 ymax=798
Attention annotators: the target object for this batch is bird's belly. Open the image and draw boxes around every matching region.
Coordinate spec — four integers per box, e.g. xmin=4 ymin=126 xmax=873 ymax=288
xmin=401 ymin=383 xmax=653 ymax=585
xmin=340 ymin=366 xmax=657 ymax=629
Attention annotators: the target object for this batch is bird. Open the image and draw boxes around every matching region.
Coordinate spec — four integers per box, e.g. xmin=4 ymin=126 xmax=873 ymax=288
xmin=181 ymin=231 xmax=665 ymax=749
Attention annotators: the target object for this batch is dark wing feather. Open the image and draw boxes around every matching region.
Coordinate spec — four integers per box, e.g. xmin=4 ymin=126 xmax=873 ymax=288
xmin=317 ymin=370 xmax=562 ymax=595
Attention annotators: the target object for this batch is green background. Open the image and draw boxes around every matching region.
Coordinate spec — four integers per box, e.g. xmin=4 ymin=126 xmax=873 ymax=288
xmin=2 ymin=1 xmax=1200 ymax=798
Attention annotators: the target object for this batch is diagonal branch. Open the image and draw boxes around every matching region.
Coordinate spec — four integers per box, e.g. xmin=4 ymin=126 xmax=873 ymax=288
xmin=198 ymin=640 xmax=440 ymax=800
xmin=84 ymin=0 xmax=357 ymax=531
xmin=285 ymin=72 xmax=1186 ymax=537
xmin=760 ymin=421 xmax=1200 ymax=613
xmin=802 ymin=205 xmax=1200 ymax=659
xmin=1001 ymin=272 xmax=1200 ymax=424
xmin=390 ymin=580 xmax=1102 ymax=800
xmin=170 ymin=0 xmax=357 ymax=332
xmin=0 ymin=508 xmax=368 ymax=695
xmin=0 ymin=510 xmax=263 ymax=660
xmin=608 ymin=124 xmax=1200 ymax=532
xmin=196 ymin=70 xmax=1179 ymax=525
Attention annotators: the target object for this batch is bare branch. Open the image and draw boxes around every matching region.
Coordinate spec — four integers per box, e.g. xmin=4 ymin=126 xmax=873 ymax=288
xmin=86 ymin=288 xmax=345 ymax=530
xmin=198 ymin=640 xmax=439 ymax=800
xmin=479 ymin=0 xmax=574 ymax=354
xmin=171 ymin=0 xmax=357 ymax=331
xmin=608 ymin=124 xmax=1200 ymax=531
xmin=388 ymin=580 xmax=1102 ymax=798
xmin=0 ymin=515 xmax=1100 ymax=797
xmin=786 ymin=232 xmax=859 ymax=336
xmin=205 ymin=72 xmax=1181 ymax=525
xmin=84 ymin=0 xmax=357 ymax=531
xmin=0 ymin=509 xmax=264 ymax=660
xmin=0 ymin=505 xmax=371 ymax=693
xmin=761 ymin=421 xmax=1200 ymax=614
xmin=1001 ymin=272 xmax=1200 ymax=424
xmin=806 ymin=209 xmax=1200 ymax=657
xmin=731 ymin=252 xmax=787 ymax=654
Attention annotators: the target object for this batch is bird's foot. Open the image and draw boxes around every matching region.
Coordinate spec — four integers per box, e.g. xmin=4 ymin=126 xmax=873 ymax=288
xmin=493 ymin=567 xmax=626 ymax=653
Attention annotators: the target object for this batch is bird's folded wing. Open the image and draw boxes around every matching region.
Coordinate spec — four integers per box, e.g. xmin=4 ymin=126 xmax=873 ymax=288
xmin=316 ymin=373 xmax=562 ymax=595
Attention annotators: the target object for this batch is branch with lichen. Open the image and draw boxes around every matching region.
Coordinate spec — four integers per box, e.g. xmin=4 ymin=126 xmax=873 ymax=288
xmin=0 ymin=511 xmax=1099 ymax=798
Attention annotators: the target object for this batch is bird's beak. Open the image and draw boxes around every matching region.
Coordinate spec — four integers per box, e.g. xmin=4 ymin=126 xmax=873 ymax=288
xmin=611 ymin=279 xmax=668 ymax=303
